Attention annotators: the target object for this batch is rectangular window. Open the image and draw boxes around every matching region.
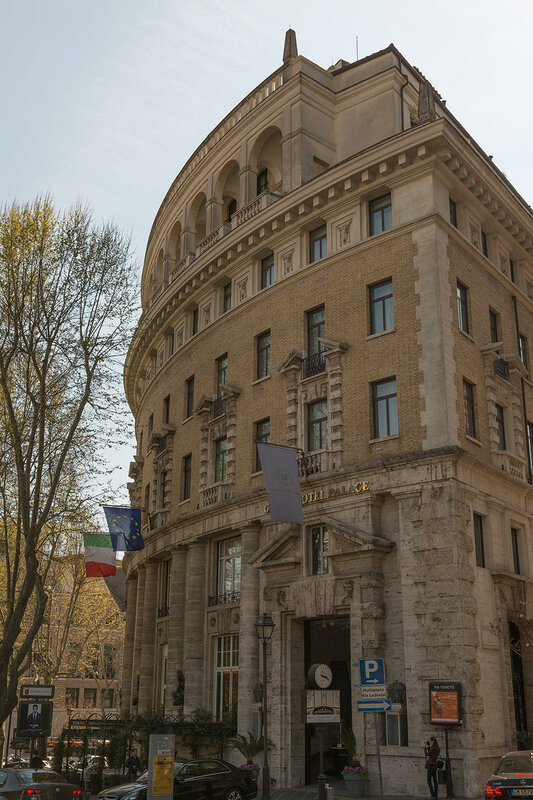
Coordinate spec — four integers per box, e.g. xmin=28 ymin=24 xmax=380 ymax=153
xmin=83 ymin=688 xmax=97 ymax=708
xmin=495 ymin=404 xmax=506 ymax=450
xmin=217 ymin=537 xmax=242 ymax=598
xmin=257 ymin=168 xmax=268 ymax=194
xmin=215 ymin=634 xmax=239 ymax=721
xmin=481 ymin=231 xmax=488 ymax=258
xmin=158 ymin=643 xmax=168 ymax=708
xmin=463 ymin=380 xmax=476 ymax=438
xmin=309 ymin=525 xmax=329 ymax=575
xmin=215 ymin=437 xmax=227 ymax=482
xmin=223 ymin=281 xmax=232 ymax=313
xmin=217 ymin=354 xmax=228 ymax=398
xmin=473 ymin=513 xmax=485 ymax=568
xmin=519 ymin=334 xmax=528 ymax=370
xmin=308 ymin=399 xmax=328 ymax=452
xmin=65 ymin=688 xmax=79 ymax=708
xmin=255 ymin=418 xmax=270 ymax=471
xmin=510 ymin=258 xmax=515 ymax=283
xmin=309 ymin=224 xmax=327 ymax=263
xmin=144 ymin=483 xmax=151 ymax=526
xmin=185 ymin=375 xmax=195 ymax=418
xmin=260 ymin=254 xmax=274 ymax=289
xmin=372 ymin=378 xmax=398 ymax=438
xmin=148 ymin=413 xmax=154 ymax=434
xmin=511 ymin=527 xmax=521 ymax=575
xmin=527 ymin=421 xmax=533 ymax=477
xmin=256 ymin=330 xmax=271 ymax=379
xmin=489 ymin=310 xmax=499 ymax=344
xmin=449 ymin=198 xmax=458 ymax=228
xmin=369 ymin=194 xmax=392 ymax=236
xmin=457 ymin=282 xmax=470 ymax=333
xmin=192 ymin=307 xmax=199 ymax=335
xmin=102 ymin=689 xmax=114 ymax=709
xmin=163 ymin=395 xmax=170 ymax=425
xmin=181 ymin=454 xmax=192 ymax=501
xmin=159 ymin=560 xmax=170 ymax=615
xmin=307 ymin=305 xmax=325 ymax=355
xmin=370 ymin=279 xmax=394 ymax=334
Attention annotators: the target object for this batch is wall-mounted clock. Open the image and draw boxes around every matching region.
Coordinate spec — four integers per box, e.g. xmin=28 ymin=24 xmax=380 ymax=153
xmin=308 ymin=663 xmax=333 ymax=689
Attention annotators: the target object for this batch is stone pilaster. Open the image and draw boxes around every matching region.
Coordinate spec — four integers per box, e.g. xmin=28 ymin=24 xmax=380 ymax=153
xmin=237 ymin=523 xmax=261 ymax=734
xmin=131 ymin=566 xmax=146 ymax=710
xmin=138 ymin=560 xmax=158 ymax=713
xmin=167 ymin=546 xmax=187 ymax=712
xmin=183 ymin=541 xmax=207 ymax=714
xmin=121 ymin=574 xmax=138 ymax=714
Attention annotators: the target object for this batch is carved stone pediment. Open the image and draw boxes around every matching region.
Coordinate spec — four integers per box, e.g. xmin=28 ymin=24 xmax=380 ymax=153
xmin=279 ymin=349 xmax=303 ymax=373
xmin=318 ymin=337 xmax=349 ymax=354
xmin=250 ymin=524 xmax=302 ymax=572
xmin=321 ymin=516 xmax=394 ymax=556
xmin=195 ymin=394 xmax=216 ymax=415
xmin=218 ymin=383 xmax=241 ymax=398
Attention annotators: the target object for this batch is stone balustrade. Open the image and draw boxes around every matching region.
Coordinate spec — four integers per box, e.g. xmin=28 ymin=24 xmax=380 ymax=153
xmin=200 ymin=482 xmax=233 ymax=508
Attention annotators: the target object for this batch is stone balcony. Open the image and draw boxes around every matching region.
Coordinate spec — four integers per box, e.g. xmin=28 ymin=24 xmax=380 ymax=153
xmin=493 ymin=451 xmax=528 ymax=480
xmin=297 ymin=449 xmax=335 ymax=477
xmin=201 ymin=481 xmax=233 ymax=508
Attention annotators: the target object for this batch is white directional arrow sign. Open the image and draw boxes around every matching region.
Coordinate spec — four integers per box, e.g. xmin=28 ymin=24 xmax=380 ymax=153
xmin=356 ymin=699 xmax=392 ymax=713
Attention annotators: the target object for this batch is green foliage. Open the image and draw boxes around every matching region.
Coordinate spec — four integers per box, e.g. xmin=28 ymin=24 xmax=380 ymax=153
xmin=340 ymin=727 xmax=360 ymax=766
xmin=227 ymin=732 xmax=274 ymax=764
xmin=52 ymin=738 xmax=65 ymax=773
xmin=107 ymin=730 xmax=128 ymax=770
xmin=517 ymin=730 xmax=533 ymax=750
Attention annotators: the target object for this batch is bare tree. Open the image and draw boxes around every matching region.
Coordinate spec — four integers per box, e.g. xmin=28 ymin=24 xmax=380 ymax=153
xmin=0 ymin=197 xmax=137 ymax=737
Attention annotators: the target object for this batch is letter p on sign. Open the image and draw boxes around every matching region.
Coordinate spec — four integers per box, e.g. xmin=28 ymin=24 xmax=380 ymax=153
xmin=359 ymin=657 xmax=385 ymax=686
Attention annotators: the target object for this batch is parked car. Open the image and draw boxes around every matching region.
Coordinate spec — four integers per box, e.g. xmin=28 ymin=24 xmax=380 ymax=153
xmin=97 ymin=758 xmax=257 ymax=800
xmin=0 ymin=768 xmax=82 ymax=800
xmin=485 ymin=751 xmax=533 ymax=797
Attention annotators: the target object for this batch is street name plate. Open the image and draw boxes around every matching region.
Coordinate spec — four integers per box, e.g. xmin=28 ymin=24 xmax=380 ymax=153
xmin=361 ymin=685 xmax=387 ymax=701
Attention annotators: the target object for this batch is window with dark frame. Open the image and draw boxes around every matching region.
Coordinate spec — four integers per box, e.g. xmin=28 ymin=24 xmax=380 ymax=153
xmin=223 ymin=281 xmax=232 ymax=313
xmin=473 ymin=513 xmax=485 ymax=567
xmin=511 ymin=527 xmax=521 ymax=575
xmin=519 ymin=334 xmax=528 ymax=370
xmin=214 ymin=634 xmax=239 ymax=722
xmin=163 ymin=395 xmax=170 ymax=425
xmin=449 ymin=198 xmax=458 ymax=228
xmin=369 ymin=193 xmax=392 ymax=236
xmin=370 ymin=279 xmax=394 ymax=334
xmin=185 ymin=375 xmax=195 ymax=418
xmin=257 ymin=168 xmax=268 ymax=195
xmin=181 ymin=454 xmax=192 ymax=501
xmin=457 ymin=282 xmax=470 ymax=333
xmin=307 ymin=305 xmax=325 ymax=355
xmin=255 ymin=418 xmax=270 ymax=471
xmin=217 ymin=354 xmax=228 ymax=398
xmin=309 ymin=525 xmax=329 ymax=575
xmin=148 ymin=414 xmax=154 ymax=434
xmin=495 ymin=404 xmax=506 ymax=450
xmin=83 ymin=688 xmax=97 ymax=708
xmin=489 ymin=310 xmax=499 ymax=344
xmin=260 ymin=254 xmax=274 ymax=289
xmin=481 ymin=230 xmax=488 ymax=257
xmin=215 ymin=437 xmax=227 ymax=482
xmin=510 ymin=258 xmax=515 ymax=283
xmin=309 ymin=224 xmax=327 ymax=263
xmin=372 ymin=378 xmax=398 ymax=439
xmin=217 ymin=537 xmax=242 ymax=598
xmin=463 ymin=380 xmax=476 ymax=438
xmin=225 ymin=198 xmax=237 ymax=222
xmin=192 ymin=307 xmax=199 ymax=335
xmin=256 ymin=330 xmax=271 ymax=379
xmin=102 ymin=689 xmax=114 ymax=709
xmin=307 ymin=399 xmax=328 ymax=452
xmin=527 ymin=421 xmax=533 ymax=477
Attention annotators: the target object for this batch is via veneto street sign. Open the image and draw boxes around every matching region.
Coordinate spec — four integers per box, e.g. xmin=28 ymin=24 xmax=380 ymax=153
xmin=20 ymin=685 xmax=54 ymax=699
xmin=429 ymin=681 xmax=462 ymax=726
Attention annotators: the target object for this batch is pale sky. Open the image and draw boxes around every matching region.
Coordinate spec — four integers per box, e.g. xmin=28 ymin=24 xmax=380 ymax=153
xmin=1 ymin=0 xmax=532 ymax=504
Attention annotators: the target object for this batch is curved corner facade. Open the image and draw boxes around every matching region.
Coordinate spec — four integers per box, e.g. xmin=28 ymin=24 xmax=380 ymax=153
xmin=122 ymin=36 xmax=533 ymax=796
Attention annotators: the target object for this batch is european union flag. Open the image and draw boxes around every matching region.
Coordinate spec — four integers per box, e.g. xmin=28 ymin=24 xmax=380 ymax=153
xmin=103 ymin=506 xmax=144 ymax=552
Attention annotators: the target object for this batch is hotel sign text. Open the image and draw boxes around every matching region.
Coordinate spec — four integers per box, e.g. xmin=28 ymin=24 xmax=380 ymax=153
xmin=264 ymin=480 xmax=371 ymax=513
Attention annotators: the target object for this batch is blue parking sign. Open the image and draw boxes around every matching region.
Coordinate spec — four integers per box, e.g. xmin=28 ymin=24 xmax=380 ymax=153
xmin=359 ymin=658 xmax=385 ymax=686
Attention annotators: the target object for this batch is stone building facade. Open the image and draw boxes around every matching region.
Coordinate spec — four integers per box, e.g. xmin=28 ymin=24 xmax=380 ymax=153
xmin=122 ymin=31 xmax=533 ymax=796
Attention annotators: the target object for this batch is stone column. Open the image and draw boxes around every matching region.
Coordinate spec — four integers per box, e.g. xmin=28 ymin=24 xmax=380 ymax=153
xmin=131 ymin=566 xmax=146 ymax=710
xmin=237 ymin=523 xmax=260 ymax=734
xmin=183 ymin=541 xmax=207 ymax=714
xmin=121 ymin=573 xmax=138 ymax=714
xmin=138 ymin=560 xmax=158 ymax=713
xmin=166 ymin=546 xmax=187 ymax=712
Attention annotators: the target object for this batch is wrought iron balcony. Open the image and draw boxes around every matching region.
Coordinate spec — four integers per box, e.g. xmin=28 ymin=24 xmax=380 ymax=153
xmin=207 ymin=591 xmax=241 ymax=606
xmin=211 ymin=397 xmax=226 ymax=419
xmin=302 ymin=352 xmax=326 ymax=379
xmin=493 ymin=358 xmax=510 ymax=382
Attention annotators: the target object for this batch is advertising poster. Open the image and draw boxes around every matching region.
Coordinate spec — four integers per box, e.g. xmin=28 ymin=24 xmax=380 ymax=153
xmin=17 ymin=701 xmax=53 ymax=736
xmin=147 ymin=733 xmax=175 ymax=800
xmin=429 ymin=681 xmax=462 ymax=725
xmin=152 ymin=756 xmax=174 ymax=796
xmin=306 ymin=690 xmax=340 ymax=723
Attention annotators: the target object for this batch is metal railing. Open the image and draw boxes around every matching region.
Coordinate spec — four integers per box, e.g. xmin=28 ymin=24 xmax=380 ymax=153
xmin=302 ymin=352 xmax=326 ymax=379
xmin=207 ymin=591 xmax=241 ymax=606
xmin=493 ymin=358 xmax=510 ymax=381
xmin=211 ymin=397 xmax=226 ymax=418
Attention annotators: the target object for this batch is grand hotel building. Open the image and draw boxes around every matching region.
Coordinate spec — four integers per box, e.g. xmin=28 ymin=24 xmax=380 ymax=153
xmin=122 ymin=31 xmax=533 ymax=796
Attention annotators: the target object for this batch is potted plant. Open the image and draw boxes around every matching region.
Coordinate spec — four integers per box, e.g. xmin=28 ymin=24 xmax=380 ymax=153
xmin=228 ymin=732 xmax=273 ymax=780
xmin=340 ymin=728 xmax=368 ymax=797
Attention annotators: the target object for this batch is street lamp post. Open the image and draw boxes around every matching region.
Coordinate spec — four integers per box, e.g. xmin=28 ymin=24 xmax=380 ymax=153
xmin=255 ymin=613 xmax=275 ymax=800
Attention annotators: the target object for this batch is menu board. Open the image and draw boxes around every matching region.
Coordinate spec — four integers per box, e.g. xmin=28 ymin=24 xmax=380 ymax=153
xmin=429 ymin=681 xmax=462 ymax=725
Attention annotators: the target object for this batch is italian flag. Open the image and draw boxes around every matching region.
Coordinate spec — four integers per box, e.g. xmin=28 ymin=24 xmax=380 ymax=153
xmin=83 ymin=533 xmax=116 ymax=577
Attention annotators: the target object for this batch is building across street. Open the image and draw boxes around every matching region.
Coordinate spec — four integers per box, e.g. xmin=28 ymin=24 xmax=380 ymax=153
xmin=121 ymin=30 xmax=533 ymax=797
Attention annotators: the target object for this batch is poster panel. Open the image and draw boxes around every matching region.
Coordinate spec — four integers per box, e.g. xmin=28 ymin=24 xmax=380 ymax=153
xmin=429 ymin=681 xmax=462 ymax=725
xmin=147 ymin=733 xmax=175 ymax=800
xmin=306 ymin=690 xmax=340 ymax=723
xmin=17 ymin=701 xmax=53 ymax=736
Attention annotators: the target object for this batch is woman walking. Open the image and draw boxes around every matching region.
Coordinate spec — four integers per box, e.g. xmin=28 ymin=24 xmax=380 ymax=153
xmin=424 ymin=736 xmax=440 ymax=798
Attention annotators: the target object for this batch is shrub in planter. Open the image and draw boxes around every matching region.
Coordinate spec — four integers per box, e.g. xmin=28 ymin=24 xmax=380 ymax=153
xmin=342 ymin=764 xmax=368 ymax=797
